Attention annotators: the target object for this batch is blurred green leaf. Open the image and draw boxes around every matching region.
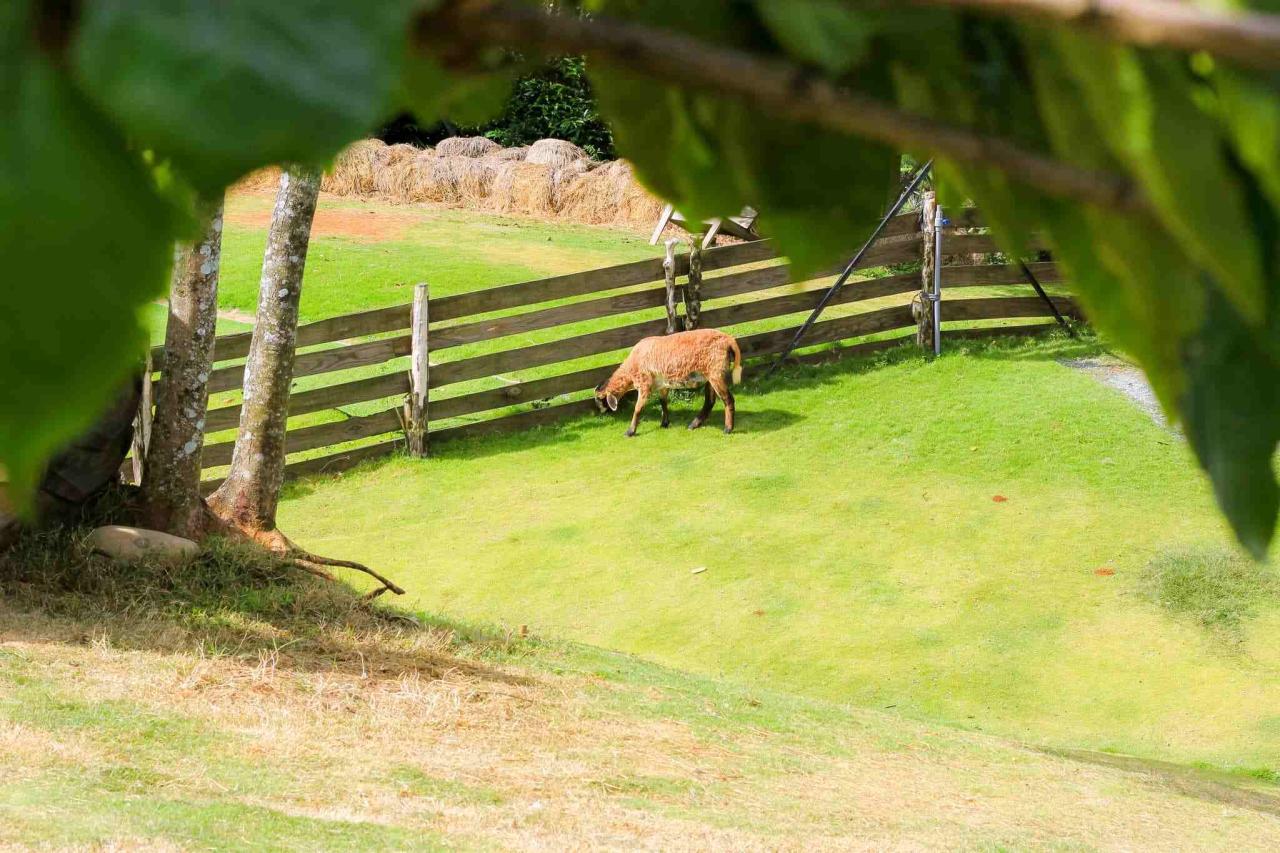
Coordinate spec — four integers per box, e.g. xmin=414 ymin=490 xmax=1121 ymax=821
xmin=1181 ymin=288 xmax=1280 ymax=558
xmin=72 ymin=0 xmax=417 ymax=191
xmin=755 ymin=1 xmax=874 ymax=74
xmin=1 ymin=33 xmax=174 ymax=506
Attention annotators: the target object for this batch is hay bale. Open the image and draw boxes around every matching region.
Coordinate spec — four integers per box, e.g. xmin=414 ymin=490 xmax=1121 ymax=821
xmin=381 ymin=143 xmax=420 ymax=168
xmin=557 ymin=160 xmax=626 ymax=224
xmin=489 ymin=161 xmax=556 ymax=215
xmin=526 ymin=138 xmax=589 ymax=170
xmin=435 ymin=136 xmax=500 ymax=158
xmin=456 ymin=159 xmax=498 ymax=204
xmin=231 ymin=166 xmax=283 ymax=193
xmin=551 ymin=157 xmax=594 ymax=208
xmin=607 ymin=160 xmax=665 ymax=227
xmin=489 ymin=146 xmax=529 ymax=162
xmin=375 ymin=154 xmax=422 ymax=201
xmin=322 ymin=139 xmax=386 ymax=196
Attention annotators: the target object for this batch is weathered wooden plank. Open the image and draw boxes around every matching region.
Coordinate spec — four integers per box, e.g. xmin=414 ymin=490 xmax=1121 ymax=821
xmin=738 ymin=305 xmax=918 ymax=358
xmin=882 ymin=211 xmax=921 ymax=239
xmin=789 ymin=334 xmax=914 ymax=366
xmin=432 ymin=311 xmax=918 ymax=442
xmin=432 ymin=285 xmax=669 ymax=351
xmin=204 ymin=372 xmax=408 ymax=435
xmin=280 ymin=438 xmax=404 ymax=482
xmin=206 ymin=335 xmax=411 ymax=394
xmin=430 ymin=317 xmax=669 ymax=389
xmin=944 ymin=322 xmax=1059 ymax=341
xmin=942 ymin=207 xmax=985 ymax=230
xmin=153 ymin=303 xmax=412 ymax=370
xmin=432 ymin=365 xmax=618 ymax=421
xmin=941 ymin=261 xmax=1062 ymax=287
xmin=699 ymin=273 xmax=919 ymax=330
xmin=942 ymin=296 xmax=1079 ymax=322
xmin=943 ymin=233 xmax=1049 ymax=255
xmin=432 ymin=399 xmax=600 ymax=445
xmin=202 ymin=407 xmax=403 ymax=468
xmin=430 ymin=239 xmax=779 ymax=323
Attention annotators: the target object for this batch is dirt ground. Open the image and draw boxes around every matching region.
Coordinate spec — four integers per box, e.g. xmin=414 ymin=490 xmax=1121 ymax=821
xmin=224 ymin=199 xmax=423 ymax=243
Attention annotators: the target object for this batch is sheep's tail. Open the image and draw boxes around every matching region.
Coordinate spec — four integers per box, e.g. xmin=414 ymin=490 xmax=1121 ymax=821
xmin=727 ymin=335 xmax=743 ymax=385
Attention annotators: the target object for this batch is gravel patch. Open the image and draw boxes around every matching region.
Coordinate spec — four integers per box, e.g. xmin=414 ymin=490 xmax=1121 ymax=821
xmin=1060 ymin=357 xmax=1172 ymax=429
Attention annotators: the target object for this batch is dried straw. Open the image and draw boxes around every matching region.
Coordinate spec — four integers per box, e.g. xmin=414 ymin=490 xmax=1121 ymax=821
xmin=233 ymin=137 xmax=666 ymax=231
xmin=435 ymin=136 xmax=501 ymax=158
xmin=526 ymin=138 xmax=589 ymax=170
xmin=489 ymin=161 xmax=557 ymax=215
xmin=322 ymin=139 xmax=387 ymax=196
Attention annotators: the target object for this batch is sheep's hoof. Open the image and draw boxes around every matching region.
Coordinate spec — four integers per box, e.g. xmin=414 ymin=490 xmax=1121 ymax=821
xmin=661 ymin=421 xmax=670 ymax=429
xmin=723 ymin=426 xmax=734 ymax=434
xmin=624 ymin=429 xmax=636 ymax=438
xmin=688 ymin=420 xmax=702 ymax=431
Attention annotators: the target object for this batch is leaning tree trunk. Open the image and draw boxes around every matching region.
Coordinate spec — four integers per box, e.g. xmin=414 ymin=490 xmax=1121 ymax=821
xmin=140 ymin=198 xmax=224 ymax=538
xmin=208 ymin=165 xmax=319 ymax=534
xmin=205 ymin=166 xmax=403 ymax=596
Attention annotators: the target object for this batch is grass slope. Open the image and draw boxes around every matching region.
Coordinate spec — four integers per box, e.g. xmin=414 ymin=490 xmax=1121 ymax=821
xmin=216 ymin=192 xmax=660 ymax=323
xmin=2 ymin=540 xmax=1277 ymax=850
xmin=279 ymin=335 xmax=1280 ymax=775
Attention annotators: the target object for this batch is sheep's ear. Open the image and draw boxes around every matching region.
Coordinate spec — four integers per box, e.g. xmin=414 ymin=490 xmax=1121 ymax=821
xmin=606 ymin=393 xmax=619 ymax=411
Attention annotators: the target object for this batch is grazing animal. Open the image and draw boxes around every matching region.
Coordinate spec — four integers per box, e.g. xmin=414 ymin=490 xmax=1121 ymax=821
xmin=594 ymin=328 xmax=743 ymax=436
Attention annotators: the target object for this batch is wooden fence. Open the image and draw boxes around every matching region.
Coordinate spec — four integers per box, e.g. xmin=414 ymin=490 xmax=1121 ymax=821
xmin=137 ymin=204 xmax=1081 ymax=487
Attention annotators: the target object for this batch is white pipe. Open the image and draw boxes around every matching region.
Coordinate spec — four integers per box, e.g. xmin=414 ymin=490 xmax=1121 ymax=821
xmin=932 ymin=205 xmax=943 ymax=357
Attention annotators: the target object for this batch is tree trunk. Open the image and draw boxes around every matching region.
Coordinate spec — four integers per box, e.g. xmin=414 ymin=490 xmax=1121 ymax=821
xmin=208 ymin=165 xmax=320 ymax=533
xmin=913 ymin=191 xmax=937 ymax=352
xmin=140 ymin=198 xmax=224 ymax=537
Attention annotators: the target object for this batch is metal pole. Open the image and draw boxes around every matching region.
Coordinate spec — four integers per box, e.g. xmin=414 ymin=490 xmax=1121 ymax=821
xmin=1020 ymin=260 xmax=1076 ymax=337
xmin=932 ymin=205 xmax=943 ymax=357
xmin=765 ymin=159 xmax=933 ymax=378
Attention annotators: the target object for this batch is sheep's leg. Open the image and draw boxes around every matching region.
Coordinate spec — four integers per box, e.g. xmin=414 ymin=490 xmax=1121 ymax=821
xmin=689 ymin=384 xmax=715 ymax=430
xmin=708 ymin=377 xmax=734 ymax=434
xmin=626 ymin=386 xmax=650 ymax=437
xmin=659 ymin=389 xmax=670 ymax=428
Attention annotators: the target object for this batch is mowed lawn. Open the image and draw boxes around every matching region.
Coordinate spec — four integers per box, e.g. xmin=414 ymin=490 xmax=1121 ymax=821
xmin=281 ymin=335 xmax=1280 ymax=776
xmin=217 ymin=191 xmax=660 ymax=322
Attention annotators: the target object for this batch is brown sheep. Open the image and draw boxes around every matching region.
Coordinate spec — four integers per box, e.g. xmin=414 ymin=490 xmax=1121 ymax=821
xmin=594 ymin=328 xmax=742 ymax=436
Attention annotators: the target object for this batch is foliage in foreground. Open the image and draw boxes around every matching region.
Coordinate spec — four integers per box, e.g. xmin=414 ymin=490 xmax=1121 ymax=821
xmin=1 ymin=0 xmax=1279 ymax=556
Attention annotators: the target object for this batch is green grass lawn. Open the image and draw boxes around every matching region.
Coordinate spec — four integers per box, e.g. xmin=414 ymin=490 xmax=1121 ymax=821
xmin=3 ymin=539 xmax=1277 ymax=849
xmin=280 ymin=334 xmax=1280 ymax=777
xmin=216 ymin=191 xmax=661 ymax=323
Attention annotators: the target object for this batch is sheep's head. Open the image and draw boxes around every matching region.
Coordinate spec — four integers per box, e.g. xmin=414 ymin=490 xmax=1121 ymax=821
xmin=593 ymin=374 xmax=629 ymax=413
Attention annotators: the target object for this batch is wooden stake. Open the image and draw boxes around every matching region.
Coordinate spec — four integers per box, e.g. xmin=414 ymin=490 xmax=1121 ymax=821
xmin=913 ymin=192 xmax=938 ymax=352
xmin=405 ymin=283 xmax=430 ymax=457
xmin=662 ymin=239 xmax=680 ymax=334
xmin=683 ymin=237 xmax=703 ymax=330
xmin=130 ymin=351 xmax=154 ymax=485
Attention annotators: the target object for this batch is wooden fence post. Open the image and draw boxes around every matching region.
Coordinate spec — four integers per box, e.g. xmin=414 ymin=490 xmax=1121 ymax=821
xmin=912 ymin=191 xmax=938 ymax=352
xmin=683 ymin=237 xmax=703 ymax=329
xmin=129 ymin=351 xmax=154 ymax=484
xmin=662 ymin=239 xmax=681 ymax=334
xmin=404 ymin=283 xmax=430 ymax=457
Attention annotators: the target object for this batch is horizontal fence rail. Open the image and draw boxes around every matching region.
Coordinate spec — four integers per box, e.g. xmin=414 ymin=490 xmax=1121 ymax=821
xmin=137 ymin=203 xmax=1081 ymax=488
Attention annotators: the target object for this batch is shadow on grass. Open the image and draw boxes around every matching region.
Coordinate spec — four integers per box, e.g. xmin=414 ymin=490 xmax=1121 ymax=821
xmin=0 ymin=520 xmax=531 ymax=689
xmin=283 ymin=330 xmax=1101 ymax=490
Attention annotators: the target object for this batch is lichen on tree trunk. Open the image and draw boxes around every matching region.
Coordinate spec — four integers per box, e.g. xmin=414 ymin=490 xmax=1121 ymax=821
xmin=209 ymin=165 xmax=321 ymax=533
xmin=140 ymin=198 xmax=224 ymax=538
